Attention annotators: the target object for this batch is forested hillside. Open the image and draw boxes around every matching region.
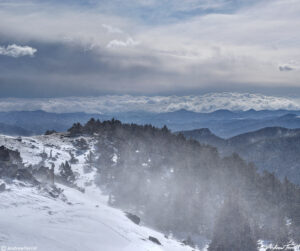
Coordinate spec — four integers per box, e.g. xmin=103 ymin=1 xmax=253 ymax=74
xmin=181 ymin=127 xmax=300 ymax=185
xmin=68 ymin=119 xmax=300 ymax=248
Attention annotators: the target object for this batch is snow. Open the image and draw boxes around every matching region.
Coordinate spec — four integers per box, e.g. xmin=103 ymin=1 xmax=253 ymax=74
xmin=0 ymin=134 xmax=196 ymax=251
xmin=0 ymin=179 xmax=195 ymax=251
xmin=112 ymin=153 xmax=118 ymax=163
xmin=0 ymin=133 xmax=298 ymax=251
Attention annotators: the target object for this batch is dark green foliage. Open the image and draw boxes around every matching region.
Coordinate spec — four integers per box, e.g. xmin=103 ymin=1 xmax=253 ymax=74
xmin=0 ymin=145 xmax=11 ymax=161
xmin=68 ymin=119 xmax=300 ymax=244
xmin=45 ymin=130 xmax=57 ymax=135
xmin=84 ymin=151 xmax=96 ymax=173
xmin=69 ymin=151 xmax=78 ymax=164
xmin=73 ymin=138 xmax=89 ymax=151
xmin=0 ymin=145 xmax=22 ymax=163
xmin=208 ymin=197 xmax=258 ymax=251
xmin=68 ymin=122 xmax=83 ymax=136
xmin=0 ymin=146 xmax=24 ymax=178
xmin=59 ymin=161 xmax=75 ymax=183
xmin=182 ymin=127 xmax=300 ymax=185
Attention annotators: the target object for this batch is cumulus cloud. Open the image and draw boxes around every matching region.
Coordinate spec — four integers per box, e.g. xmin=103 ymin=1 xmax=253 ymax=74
xmin=0 ymin=44 xmax=37 ymax=58
xmin=0 ymin=93 xmax=299 ymax=113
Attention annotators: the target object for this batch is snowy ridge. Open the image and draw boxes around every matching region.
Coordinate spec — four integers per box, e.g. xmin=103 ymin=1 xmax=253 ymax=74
xmin=0 ymin=133 xmax=298 ymax=251
xmin=0 ymin=134 xmax=197 ymax=251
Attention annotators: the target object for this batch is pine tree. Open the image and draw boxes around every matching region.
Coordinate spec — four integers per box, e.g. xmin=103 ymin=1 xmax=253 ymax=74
xmin=84 ymin=151 xmax=96 ymax=173
xmin=209 ymin=197 xmax=258 ymax=251
xmin=49 ymin=163 xmax=55 ymax=185
xmin=59 ymin=161 xmax=75 ymax=183
xmin=69 ymin=151 xmax=78 ymax=164
xmin=85 ymin=151 xmax=95 ymax=166
xmin=68 ymin=122 xmax=83 ymax=136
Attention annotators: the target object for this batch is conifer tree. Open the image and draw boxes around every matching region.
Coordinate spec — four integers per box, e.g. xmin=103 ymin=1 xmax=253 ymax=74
xmin=209 ymin=197 xmax=258 ymax=251
xmin=59 ymin=161 xmax=75 ymax=183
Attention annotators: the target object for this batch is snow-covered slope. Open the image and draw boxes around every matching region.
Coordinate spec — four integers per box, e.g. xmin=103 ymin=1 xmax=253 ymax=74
xmin=0 ymin=133 xmax=298 ymax=251
xmin=0 ymin=134 xmax=197 ymax=251
xmin=0 ymin=179 xmax=197 ymax=251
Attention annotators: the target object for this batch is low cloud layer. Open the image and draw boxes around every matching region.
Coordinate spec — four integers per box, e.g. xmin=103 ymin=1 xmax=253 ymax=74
xmin=0 ymin=44 xmax=37 ymax=58
xmin=0 ymin=93 xmax=299 ymax=114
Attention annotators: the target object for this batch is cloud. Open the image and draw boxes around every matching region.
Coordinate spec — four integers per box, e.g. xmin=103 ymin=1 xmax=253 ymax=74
xmin=0 ymin=0 xmax=300 ymax=97
xmin=0 ymin=44 xmax=37 ymax=58
xmin=279 ymin=65 xmax=294 ymax=72
xmin=102 ymin=24 xmax=123 ymax=34
xmin=107 ymin=38 xmax=140 ymax=48
xmin=0 ymin=93 xmax=299 ymax=113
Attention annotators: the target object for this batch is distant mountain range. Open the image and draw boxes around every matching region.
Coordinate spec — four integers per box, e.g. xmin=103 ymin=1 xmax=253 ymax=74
xmin=0 ymin=110 xmax=110 ymax=136
xmin=181 ymin=126 xmax=300 ymax=184
xmin=2 ymin=109 xmax=300 ymax=137
xmin=0 ymin=122 xmax=32 ymax=136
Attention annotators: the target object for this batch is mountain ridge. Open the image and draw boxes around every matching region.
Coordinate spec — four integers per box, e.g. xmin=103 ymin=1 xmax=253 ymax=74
xmin=181 ymin=126 xmax=300 ymax=184
xmin=2 ymin=109 xmax=300 ymax=137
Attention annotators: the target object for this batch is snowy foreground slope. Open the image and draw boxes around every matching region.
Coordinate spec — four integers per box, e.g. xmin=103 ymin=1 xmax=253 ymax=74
xmin=0 ymin=134 xmax=197 ymax=251
xmin=0 ymin=180 xmax=197 ymax=251
xmin=0 ymin=133 xmax=298 ymax=251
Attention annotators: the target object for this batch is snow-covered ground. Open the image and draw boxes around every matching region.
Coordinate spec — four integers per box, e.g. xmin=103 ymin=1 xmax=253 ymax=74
xmin=0 ymin=133 xmax=299 ymax=251
xmin=0 ymin=179 xmax=197 ymax=251
xmin=0 ymin=134 xmax=197 ymax=251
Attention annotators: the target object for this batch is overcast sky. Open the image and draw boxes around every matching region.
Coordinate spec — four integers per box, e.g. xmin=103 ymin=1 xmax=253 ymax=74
xmin=0 ymin=0 xmax=300 ymax=98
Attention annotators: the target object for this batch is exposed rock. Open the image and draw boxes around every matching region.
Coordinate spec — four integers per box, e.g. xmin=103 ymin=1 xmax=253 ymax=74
xmin=148 ymin=236 xmax=161 ymax=245
xmin=0 ymin=163 xmax=18 ymax=178
xmin=72 ymin=138 xmax=89 ymax=151
xmin=0 ymin=183 xmax=5 ymax=192
xmin=182 ymin=236 xmax=195 ymax=248
xmin=32 ymin=165 xmax=54 ymax=185
xmin=13 ymin=169 xmax=39 ymax=185
xmin=125 ymin=212 xmax=140 ymax=225
xmin=46 ymin=186 xmax=64 ymax=199
xmin=0 ymin=147 xmax=27 ymax=182
xmin=0 ymin=146 xmax=10 ymax=161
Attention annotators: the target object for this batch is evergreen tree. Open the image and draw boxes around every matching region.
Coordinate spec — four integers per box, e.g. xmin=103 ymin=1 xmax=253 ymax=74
xmin=84 ymin=151 xmax=96 ymax=173
xmin=69 ymin=151 xmax=78 ymax=164
xmin=59 ymin=161 xmax=75 ymax=183
xmin=68 ymin=122 xmax=83 ymax=136
xmin=49 ymin=163 xmax=55 ymax=185
xmin=209 ymin=197 xmax=258 ymax=251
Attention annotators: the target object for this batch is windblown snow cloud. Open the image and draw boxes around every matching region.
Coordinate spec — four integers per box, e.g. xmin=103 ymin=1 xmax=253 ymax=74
xmin=0 ymin=44 xmax=37 ymax=58
xmin=0 ymin=93 xmax=299 ymax=114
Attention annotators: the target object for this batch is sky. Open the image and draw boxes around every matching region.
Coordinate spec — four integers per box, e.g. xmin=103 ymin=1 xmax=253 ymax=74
xmin=0 ymin=0 xmax=300 ymax=99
